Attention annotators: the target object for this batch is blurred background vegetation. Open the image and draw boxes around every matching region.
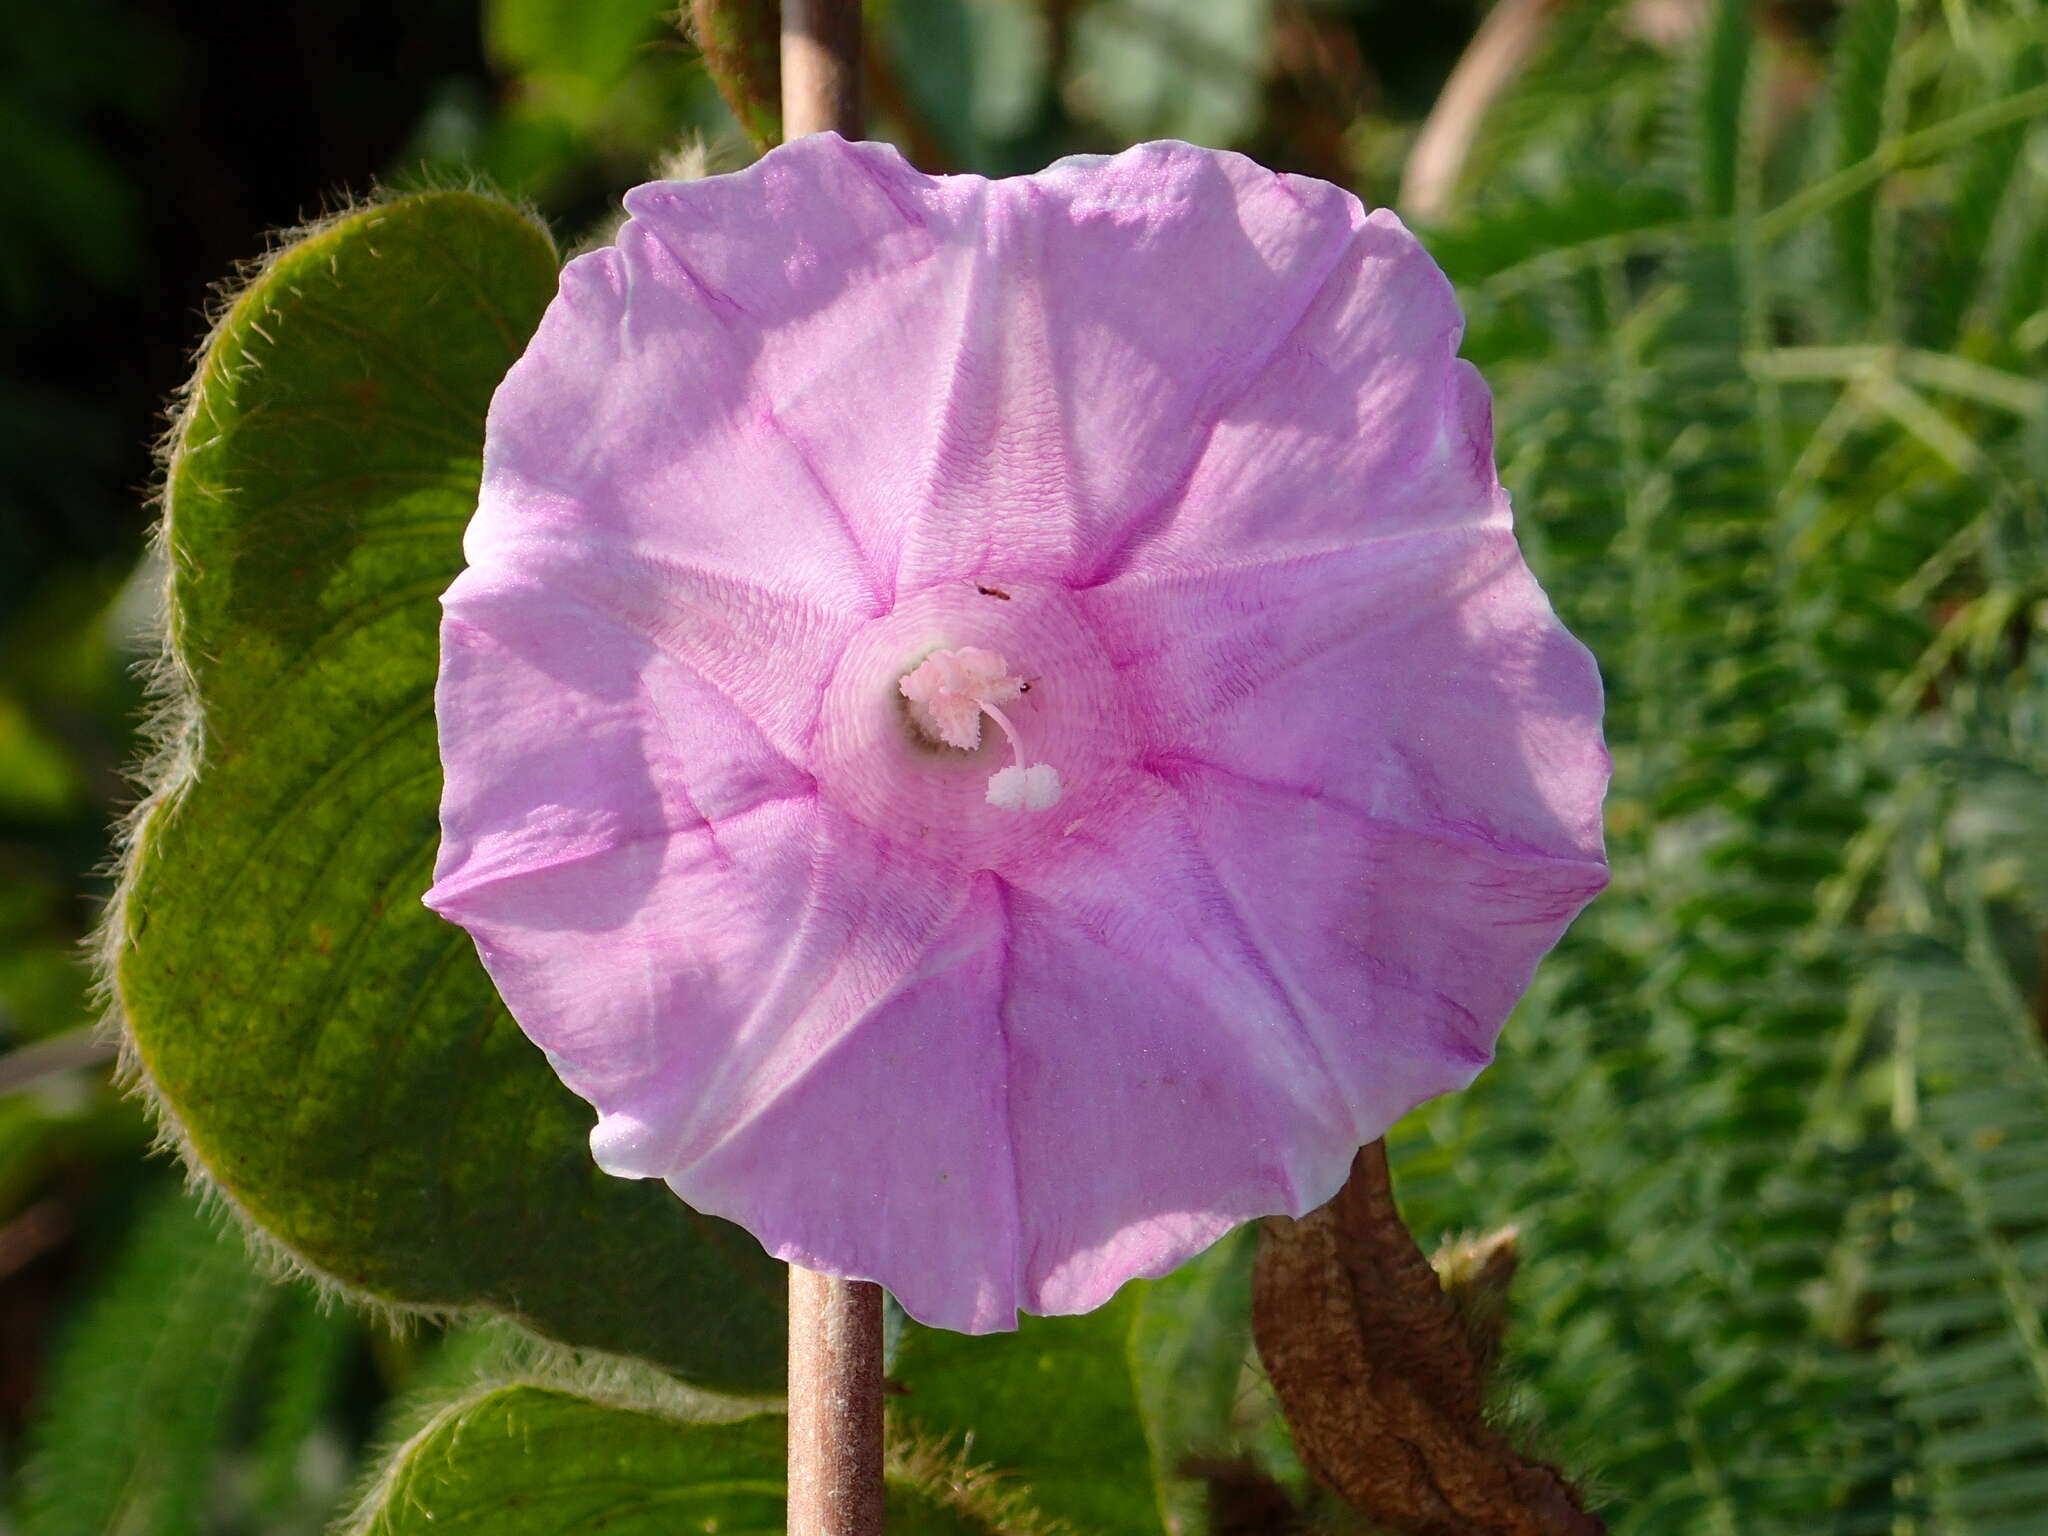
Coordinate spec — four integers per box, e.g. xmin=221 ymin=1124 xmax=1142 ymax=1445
xmin=3 ymin=0 xmax=2046 ymax=1530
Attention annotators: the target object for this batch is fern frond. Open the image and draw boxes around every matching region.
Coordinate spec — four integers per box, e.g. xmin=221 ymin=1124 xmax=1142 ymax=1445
xmin=1693 ymin=0 xmax=1752 ymax=218
xmin=1828 ymin=0 xmax=1902 ymax=316
xmin=1389 ymin=3 xmax=2048 ymax=1531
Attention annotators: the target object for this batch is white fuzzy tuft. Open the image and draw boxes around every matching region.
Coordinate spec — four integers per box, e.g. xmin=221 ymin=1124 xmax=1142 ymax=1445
xmin=986 ymin=763 xmax=1063 ymax=812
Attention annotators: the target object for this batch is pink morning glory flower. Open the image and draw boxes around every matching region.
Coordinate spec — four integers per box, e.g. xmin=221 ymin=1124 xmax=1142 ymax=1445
xmin=424 ymin=135 xmax=1609 ymax=1334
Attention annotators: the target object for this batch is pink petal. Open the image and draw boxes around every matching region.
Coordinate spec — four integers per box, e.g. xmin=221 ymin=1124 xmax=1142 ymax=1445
xmin=1171 ymin=543 xmax=1612 ymax=863
xmin=471 ymin=137 xmax=944 ymax=617
xmin=1140 ymin=758 xmax=1605 ymax=1140
xmin=426 ymin=575 xmax=808 ymax=909
xmin=464 ymin=539 xmax=861 ymax=765
xmin=556 ymin=137 xmax=1401 ymax=597
xmin=427 ymin=581 xmax=973 ymax=1185
xmin=437 ymin=789 xmax=974 ymax=1197
xmin=1079 ymin=523 xmax=1508 ymax=748
xmin=680 ymin=876 xmax=1021 ymax=1332
xmin=1109 ymin=248 xmax=1499 ymax=579
xmin=895 ymin=142 xmax=1373 ymax=590
xmin=992 ymin=795 xmax=1366 ymax=1318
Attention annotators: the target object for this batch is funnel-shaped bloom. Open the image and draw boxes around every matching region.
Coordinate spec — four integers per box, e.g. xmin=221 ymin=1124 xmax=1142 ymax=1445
xmin=425 ymin=135 xmax=1609 ymax=1333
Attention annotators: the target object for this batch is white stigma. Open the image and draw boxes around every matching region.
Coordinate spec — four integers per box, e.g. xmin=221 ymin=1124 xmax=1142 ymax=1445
xmin=986 ymin=763 xmax=1064 ymax=812
xmin=899 ymin=647 xmax=1064 ymax=813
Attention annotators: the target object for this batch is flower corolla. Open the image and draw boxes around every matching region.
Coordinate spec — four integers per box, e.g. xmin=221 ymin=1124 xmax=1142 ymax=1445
xmin=424 ymin=135 xmax=1610 ymax=1333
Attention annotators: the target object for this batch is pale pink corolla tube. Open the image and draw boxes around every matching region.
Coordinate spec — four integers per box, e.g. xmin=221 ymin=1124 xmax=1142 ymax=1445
xmin=424 ymin=134 xmax=1610 ymax=1334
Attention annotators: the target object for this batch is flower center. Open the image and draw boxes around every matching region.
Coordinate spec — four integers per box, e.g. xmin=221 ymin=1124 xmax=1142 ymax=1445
xmin=899 ymin=647 xmax=1063 ymax=813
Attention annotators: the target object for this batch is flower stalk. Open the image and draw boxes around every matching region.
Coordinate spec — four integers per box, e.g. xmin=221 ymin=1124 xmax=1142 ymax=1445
xmin=777 ymin=11 xmax=879 ymax=1528
xmin=780 ymin=0 xmax=863 ymax=139
xmin=788 ymin=1269 xmax=886 ymax=1536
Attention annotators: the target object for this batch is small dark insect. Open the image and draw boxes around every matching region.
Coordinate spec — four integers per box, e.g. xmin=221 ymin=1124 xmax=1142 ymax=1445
xmin=976 ymin=584 xmax=1011 ymax=600
xmin=1018 ymin=681 xmax=1032 ymax=693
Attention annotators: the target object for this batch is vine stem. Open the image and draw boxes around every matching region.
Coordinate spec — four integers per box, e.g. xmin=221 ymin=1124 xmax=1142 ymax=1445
xmin=781 ymin=0 xmax=864 ymax=139
xmin=1399 ymin=0 xmax=1562 ymax=221
xmin=788 ymin=1268 xmax=885 ymax=1536
xmin=780 ymin=10 xmax=873 ymax=1529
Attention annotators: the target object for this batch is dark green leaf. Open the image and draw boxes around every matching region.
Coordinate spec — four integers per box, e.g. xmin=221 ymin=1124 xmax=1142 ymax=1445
xmin=349 ymin=1385 xmax=1035 ymax=1535
xmin=113 ymin=190 xmax=785 ymax=1391
xmin=1129 ymin=1228 xmax=1264 ymax=1530
xmin=1828 ymin=0 xmax=1899 ymax=314
xmin=895 ymin=1293 xmax=1167 ymax=1534
xmin=1694 ymin=0 xmax=1751 ymax=217
xmin=16 ymin=1184 xmax=277 ymax=1536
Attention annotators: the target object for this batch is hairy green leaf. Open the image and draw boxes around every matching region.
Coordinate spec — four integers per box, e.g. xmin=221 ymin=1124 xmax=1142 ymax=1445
xmin=112 ymin=190 xmax=785 ymax=1391
xmin=348 ymin=1385 xmax=1039 ymax=1535
xmin=16 ymin=1184 xmax=277 ymax=1536
xmin=896 ymin=1292 xmax=1167 ymax=1534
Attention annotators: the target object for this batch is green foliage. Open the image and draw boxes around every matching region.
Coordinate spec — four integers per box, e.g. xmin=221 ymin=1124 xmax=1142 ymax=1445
xmin=1692 ymin=0 xmax=1751 ymax=218
xmin=896 ymin=1293 xmax=1166 ymax=1534
xmin=248 ymin=1292 xmax=360 ymax=1523
xmin=1920 ymin=39 xmax=2044 ymax=349
xmin=1854 ymin=557 xmax=2048 ymax=1534
xmin=1124 ymin=1226 xmax=1314 ymax=1530
xmin=349 ymin=1390 xmax=788 ymax=1536
xmin=0 ymin=566 xmax=145 ymax=1054
xmin=877 ymin=0 xmax=1050 ymax=168
xmin=1129 ymin=1228 xmax=1264 ymax=1527
xmin=690 ymin=0 xmax=783 ymax=148
xmin=346 ymin=1385 xmax=1040 ymax=1534
xmin=17 ymin=1185 xmax=295 ymax=1536
xmin=1068 ymin=0 xmax=1272 ymax=150
xmin=1828 ymin=0 xmax=1899 ymax=317
xmin=1388 ymin=0 xmax=2048 ymax=1530
xmin=112 ymin=189 xmax=785 ymax=1392
xmin=412 ymin=0 xmax=736 ymax=210
xmin=489 ymin=0 xmax=670 ymax=85
xmin=0 ymin=9 xmax=168 ymax=316
xmin=13 ymin=2 xmax=2048 ymax=1531
xmin=342 ymin=1250 xmax=1267 ymax=1536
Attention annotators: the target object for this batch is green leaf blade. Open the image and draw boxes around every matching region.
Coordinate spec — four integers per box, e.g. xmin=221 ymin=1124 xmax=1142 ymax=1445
xmin=351 ymin=1385 xmax=1042 ymax=1535
xmin=1828 ymin=0 xmax=1899 ymax=316
xmin=1693 ymin=0 xmax=1751 ymax=218
xmin=116 ymin=190 xmax=785 ymax=1392
xmin=356 ymin=1388 xmax=788 ymax=1536
xmin=896 ymin=1293 xmax=1169 ymax=1535
xmin=16 ymin=1185 xmax=278 ymax=1536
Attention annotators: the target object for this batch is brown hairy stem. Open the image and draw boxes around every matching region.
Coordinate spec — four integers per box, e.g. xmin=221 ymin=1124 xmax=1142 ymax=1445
xmin=1399 ymin=0 xmax=1566 ymax=222
xmin=780 ymin=13 xmax=872 ymax=1529
xmin=781 ymin=0 xmax=864 ymax=139
xmin=1253 ymin=1142 xmax=1603 ymax=1535
xmin=788 ymin=1267 xmax=885 ymax=1536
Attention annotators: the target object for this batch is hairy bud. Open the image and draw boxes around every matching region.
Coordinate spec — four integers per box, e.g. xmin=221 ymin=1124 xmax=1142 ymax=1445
xmin=1253 ymin=1143 xmax=1600 ymax=1536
